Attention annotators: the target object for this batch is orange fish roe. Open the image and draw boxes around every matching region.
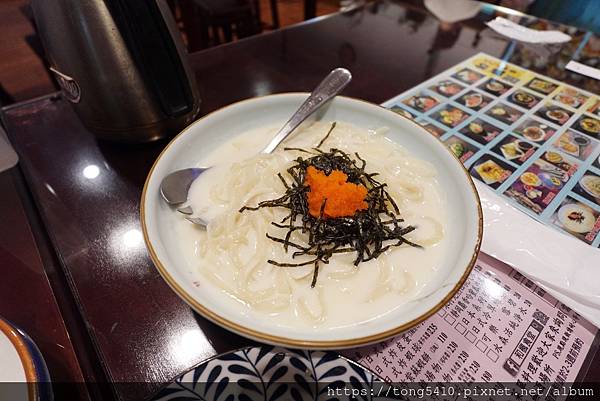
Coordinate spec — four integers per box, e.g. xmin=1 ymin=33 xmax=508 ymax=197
xmin=304 ymin=165 xmax=368 ymax=218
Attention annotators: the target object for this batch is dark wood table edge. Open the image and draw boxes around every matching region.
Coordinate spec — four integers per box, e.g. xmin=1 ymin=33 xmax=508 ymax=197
xmin=2 ymin=98 xmax=119 ymax=401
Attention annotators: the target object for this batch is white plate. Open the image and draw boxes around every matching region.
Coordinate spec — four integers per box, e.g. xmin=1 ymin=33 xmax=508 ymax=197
xmin=0 ymin=323 xmax=27 ymax=384
xmin=0 ymin=318 xmax=51 ymax=401
xmin=141 ymin=94 xmax=482 ymax=348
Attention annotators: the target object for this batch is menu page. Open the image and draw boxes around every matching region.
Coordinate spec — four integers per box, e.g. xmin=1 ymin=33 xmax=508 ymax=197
xmin=383 ymin=53 xmax=600 ymax=248
xmin=346 ymin=253 xmax=598 ymax=397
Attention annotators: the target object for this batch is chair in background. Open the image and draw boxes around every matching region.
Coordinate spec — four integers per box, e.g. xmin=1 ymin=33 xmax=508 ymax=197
xmin=193 ymin=0 xmax=263 ymax=48
xmin=170 ymin=0 xmax=282 ymax=52
xmin=305 ymin=0 xmax=317 ymax=20
xmin=269 ymin=0 xmax=280 ymax=29
xmin=0 ymin=84 xmax=15 ymax=107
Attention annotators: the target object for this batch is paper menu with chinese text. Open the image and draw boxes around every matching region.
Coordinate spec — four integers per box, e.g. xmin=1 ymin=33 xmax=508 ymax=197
xmin=346 ymin=253 xmax=598 ymax=396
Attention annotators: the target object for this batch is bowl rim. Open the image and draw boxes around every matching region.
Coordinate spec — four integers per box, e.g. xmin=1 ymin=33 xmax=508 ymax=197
xmin=140 ymin=93 xmax=483 ymax=348
xmin=0 ymin=317 xmax=38 ymax=399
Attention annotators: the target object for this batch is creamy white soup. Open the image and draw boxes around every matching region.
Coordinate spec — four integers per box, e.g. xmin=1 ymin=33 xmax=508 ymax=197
xmin=175 ymin=121 xmax=447 ymax=330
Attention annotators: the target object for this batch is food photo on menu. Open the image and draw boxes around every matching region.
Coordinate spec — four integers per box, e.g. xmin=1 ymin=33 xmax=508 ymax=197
xmin=456 ymin=90 xmax=493 ymax=111
xmin=479 ymin=78 xmax=512 ymax=96
xmin=507 ymin=89 xmax=542 ymax=109
xmin=390 ymin=105 xmax=415 ymax=120
xmin=589 ymin=99 xmax=600 ymax=118
xmin=552 ymin=130 xmax=598 ymax=161
xmin=551 ymin=197 xmax=600 ymax=244
xmin=573 ymin=171 xmax=600 ymax=207
xmin=535 ymin=103 xmax=574 ymax=126
xmin=469 ymin=154 xmax=515 ymax=189
xmin=444 ymin=134 xmax=478 ymax=163
xmin=514 ymin=118 xmax=557 ymax=143
xmin=5 ymin=1 xmax=600 ymax=400
xmin=402 ymin=92 xmax=440 ymax=112
xmin=553 ymin=87 xmax=589 ymax=109
xmin=431 ymin=105 xmax=472 ymax=127
xmin=459 ymin=118 xmax=502 ymax=144
xmin=572 ymin=115 xmax=600 ymax=139
xmin=451 ymin=67 xmax=484 ymax=84
xmin=420 ymin=121 xmax=447 ymax=138
xmin=525 ymin=77 xmax=559 ymax=95
xmin=429 ymin=79 xmax=466 ymax=97
xmin=485 ymin=103 xmax=524 ymax=125
xmin=491 ymin=135 xmax=538 ymax=165
xmin=503 ymin=156 xmax=575 ymax=215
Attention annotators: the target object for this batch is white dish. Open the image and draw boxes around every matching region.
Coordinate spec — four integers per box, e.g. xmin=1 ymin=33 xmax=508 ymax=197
xmin=0 ymin=317 xmax=51 ymax=401
xmin=0 ymin=322 xmax=27 ymax=384
xmin=141 ymin=94 xmax=482 ymax=348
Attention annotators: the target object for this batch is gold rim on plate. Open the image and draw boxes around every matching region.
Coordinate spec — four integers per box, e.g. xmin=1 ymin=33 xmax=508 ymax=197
xmin=141 ymin=93 xmax=483 ymax=349
xmin=0 ymin=318 xmax=38 ymax=400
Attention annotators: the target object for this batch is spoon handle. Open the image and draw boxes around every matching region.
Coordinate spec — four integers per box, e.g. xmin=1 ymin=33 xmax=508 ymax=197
xmin=261 ymin=68 xmax=352 ymax=154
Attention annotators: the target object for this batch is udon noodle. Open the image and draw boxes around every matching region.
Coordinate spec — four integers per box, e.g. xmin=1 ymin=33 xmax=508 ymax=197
xmin=178 ymin=121 xmax=447 ymax=329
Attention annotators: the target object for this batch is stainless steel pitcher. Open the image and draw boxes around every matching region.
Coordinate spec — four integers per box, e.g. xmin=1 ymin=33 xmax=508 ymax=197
xmin=31 ymin=0 xmax=201 ymax=143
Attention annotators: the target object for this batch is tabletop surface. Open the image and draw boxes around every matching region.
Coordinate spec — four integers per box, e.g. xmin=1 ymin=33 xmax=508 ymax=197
xmin=0 ymin=166 xmax=93 ymax=400
xmin=2 ymin=1 xmax=600 ymax=400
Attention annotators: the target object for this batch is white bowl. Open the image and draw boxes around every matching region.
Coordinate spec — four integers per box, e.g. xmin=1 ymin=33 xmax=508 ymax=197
xmin=0 ymin=317 xmax=52 ymax=401
xmin=141 ymin=94 xmax=482 ymax=349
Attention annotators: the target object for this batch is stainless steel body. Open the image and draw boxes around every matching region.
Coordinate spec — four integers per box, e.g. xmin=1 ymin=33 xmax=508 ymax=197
xmin=31 ymin=0 xmax=201 ymax=143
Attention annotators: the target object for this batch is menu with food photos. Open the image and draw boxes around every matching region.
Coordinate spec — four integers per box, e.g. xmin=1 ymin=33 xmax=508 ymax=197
xmin=384 ymin=53 xmax=600 ymax=248
xmin=346 ymin=253 xmax=598 ymax=395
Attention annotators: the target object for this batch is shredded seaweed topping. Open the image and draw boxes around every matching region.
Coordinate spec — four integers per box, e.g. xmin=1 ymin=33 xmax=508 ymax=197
xmin=239 ymin=122 xmax=421 ymax=287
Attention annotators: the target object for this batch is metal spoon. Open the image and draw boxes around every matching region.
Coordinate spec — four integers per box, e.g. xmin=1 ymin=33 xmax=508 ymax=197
xmin=160 ymin=67 xmax=352 ymax=227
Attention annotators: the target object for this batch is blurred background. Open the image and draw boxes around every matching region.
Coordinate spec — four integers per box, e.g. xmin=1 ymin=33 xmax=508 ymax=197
xmin=1 ymin=0 xmax=599 ymax=106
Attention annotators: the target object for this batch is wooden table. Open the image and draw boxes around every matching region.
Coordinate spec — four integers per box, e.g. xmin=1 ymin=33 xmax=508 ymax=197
xmin=1 ymin=1 xmax=599 ymax=400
